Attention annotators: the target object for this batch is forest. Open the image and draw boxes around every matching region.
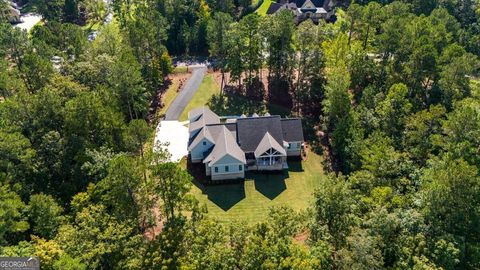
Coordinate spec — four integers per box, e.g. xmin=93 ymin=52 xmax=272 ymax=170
xmin=0 ymin=0 xmax=480 ymax=269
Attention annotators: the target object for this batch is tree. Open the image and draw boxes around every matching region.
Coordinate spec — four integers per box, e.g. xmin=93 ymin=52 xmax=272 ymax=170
xmin=64 ymin=91 xmax=125 ymax=152
xmin=312 ymin=174 xmax=355 ymax=250
xmin=346 ymin=3 xmax=363 ymax=46
xmin=0 ymin=128 xmax=36 ymax=189
xmin=34 ymin=0 xmax=64 ymax=21
xmin=150 ymin=162 xmax=192 ymax=220
xmin=322 ymin=55 xmax=361 ymax=173
xmin=207 ymin=12 xmax=233 ymax=92
xmin=421 ymin=157 xmax=480 ymax=268
xmin=0 ymin=183 xmax=29 ymax=245
xmin=55 ymin=204 xmax=134 ymax=269
xmin=359 ymin=132 xmax=411 ymax=188
xmin=439 ymin=98 xmax=480 ymax=167
xmin=361 ymin=2 xmax=382 ymax=49
xmin=109 ymin=49 xmax=149 ymax=120
xmin=27 ymin=194 xmax=64 ymax=239
xmin=376 ymin=83 xmax=412 ymax=143
xmin=404 ymin=105 xmax=446 ymax=165
xmin=82 ymin=0 xmax=107 ymax=27
xmin=225 ymin=22 xmax=245 ymax=88
xmin=438 ymin=43 xmax=478 ymax=109
xmin=322 ymin=63 xmax=351 ymax=133
xmin=96 ymin=155 xmax=142 ymax=222
xmin=124 ymin=0 xmax=172 ymax=91
xmin=264 ymin=10 xmax=296 ymax=108
xmin=295 ymin=21 xmax=326 ymax=119
xmin=239 ymin=13 xmax=263 ymax=98
xmin=337 ymin=227 xmax=384 ymax=270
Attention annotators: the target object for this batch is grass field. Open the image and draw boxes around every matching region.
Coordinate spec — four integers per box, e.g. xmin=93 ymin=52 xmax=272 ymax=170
xmin=190 ymin=152 xmax=326 ymax=224
xmin=159 ymin=82 xmax=180 ymax=116
xmin=173 ymin=66 xmax=189 ymax=74
xmin=179 ymin=74 xmax=220 ymax=121
xmin=255 ymin=0 xmax=273 ymax=16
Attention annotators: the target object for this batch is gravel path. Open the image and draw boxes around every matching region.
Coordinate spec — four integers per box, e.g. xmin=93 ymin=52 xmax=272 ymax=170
xmin=164 ymin=65 xmax=207 ymax=120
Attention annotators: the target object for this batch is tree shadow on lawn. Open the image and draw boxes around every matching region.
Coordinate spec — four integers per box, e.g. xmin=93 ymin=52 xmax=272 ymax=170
xmin=192 ymin=180 xmax=246 ymax=211
xmin=188 ymin=160 xmax=246 ymax=211
xmin=249 ymin=171 xmax=287 ymax=200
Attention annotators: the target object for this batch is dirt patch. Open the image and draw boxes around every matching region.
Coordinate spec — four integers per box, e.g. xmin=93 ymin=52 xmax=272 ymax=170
xmin=211 ymin=69 xmax=270 ymax=92
xmin=294 ymin=230 xmax=310 ymax=245
xmin=171 ymin=72 xmax=192 ymax=92
xmin=143 ymin=202 xmax=165 ymax=241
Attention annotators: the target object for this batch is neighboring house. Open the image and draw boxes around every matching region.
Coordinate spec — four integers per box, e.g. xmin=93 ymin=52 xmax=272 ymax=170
xmin=266 ymin=0 xmax=335 ymax=23
xmin=188 ymin=107 xmax=304 ymax=181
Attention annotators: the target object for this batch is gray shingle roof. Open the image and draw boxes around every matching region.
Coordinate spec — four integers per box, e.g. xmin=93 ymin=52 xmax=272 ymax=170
xmin=281 ymin=119 xmax=304 ymax=142
xmin=266 ymin=2 xmax=283 ymax=14
xmin=187 ymin=127 xmax=214 ymax=151
xmin=188 ymin=107 xmax=220 ymax=133
xmin=188 ymin=123 xmax=237 ymax=151
xmin=203 ymin=126 xmax=246 ymax=165
xmin=236 ymin=116 xmax=284 ymax=153
xmin=188 ymin=108 xmax=305 ymax=163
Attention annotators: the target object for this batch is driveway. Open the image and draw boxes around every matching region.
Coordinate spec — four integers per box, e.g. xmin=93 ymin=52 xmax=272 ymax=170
xmin=154 ymin=64 xmax=207 ymax=161
xmin=164 ymin=65 xmax=207 ymax=120
xmin=154 ymin=120 xmax=189 ymax=162
xmin=15 ymin=13 xmax=42 ymax=31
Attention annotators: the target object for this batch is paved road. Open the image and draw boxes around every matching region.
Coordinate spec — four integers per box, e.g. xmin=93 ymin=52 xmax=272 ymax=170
xmin=164 ymin=65 xmax=207 ymax=120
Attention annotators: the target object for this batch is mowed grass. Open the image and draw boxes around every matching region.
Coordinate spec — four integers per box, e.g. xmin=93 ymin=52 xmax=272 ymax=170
xmin=255 ymin=0 xmax=273 ymax=16
xmin=159 ymin=81 xmax=179 ymax=115
xmin=190 ymin=152 xmax=326 ymax=224
xmin=179 ymin=74 xmax=220 ymax=121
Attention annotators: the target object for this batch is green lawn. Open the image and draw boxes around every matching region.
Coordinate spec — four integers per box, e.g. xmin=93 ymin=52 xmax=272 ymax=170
xmin=159 ymin=81 xmax=180 ymax=116
xmin=173 ymin=66 xmax=189 ymax=74
xmin=179 ymin=74 xmax=220 ymax=121
xmin=82 ymin=21 xmax=102 ymax=31
xmin=190 ymin=152 xmax=326 ymax=224
xmin=255 ymin=0 xmax=273 ymax=16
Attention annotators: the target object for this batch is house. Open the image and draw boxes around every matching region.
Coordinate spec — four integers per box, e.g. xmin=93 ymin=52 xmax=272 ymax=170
xmin=266 ymin=0 xmax=335 ymax=24
xmin=188 ymin=107 xmax=304 ymax=181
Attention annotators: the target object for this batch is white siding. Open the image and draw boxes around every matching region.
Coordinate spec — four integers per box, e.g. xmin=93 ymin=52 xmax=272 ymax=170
xmin=286 ymin=141 xmax=302 ymax=156
xmin=190 ymin=139 xmax=214 ymax=162
xmin=209 ymin=154 xmax=246 ymax=180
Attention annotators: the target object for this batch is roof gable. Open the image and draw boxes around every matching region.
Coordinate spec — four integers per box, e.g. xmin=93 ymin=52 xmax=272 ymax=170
xmin=254 ymin=132 xmax=287 ymax=157
xmin=187 ymin=127 xmax=214 ymax=151
xmin=204 ymin=126 xmax=246 ymax=165
xmin=188 ymin=107 xmax=220 ymax=133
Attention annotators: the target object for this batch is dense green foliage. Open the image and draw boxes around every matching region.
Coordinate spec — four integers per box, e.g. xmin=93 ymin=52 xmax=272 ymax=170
xmin=1 ymin=0 xmax=480 ymax=269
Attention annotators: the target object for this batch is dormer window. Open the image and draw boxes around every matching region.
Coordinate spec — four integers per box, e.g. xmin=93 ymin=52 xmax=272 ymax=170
xmin=203 ymin=141 xmax=206 ymax=145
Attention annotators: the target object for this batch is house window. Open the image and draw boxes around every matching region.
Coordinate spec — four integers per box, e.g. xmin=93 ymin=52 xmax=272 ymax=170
xmin=225 ymin=166 xmax=229 ymax=172
xmin=203 ymin=141 xmax=206 ymax=145
xmin=214 ymin=167 xmax=218 ymax=173
xmin=287 ymin=143 xmax=291 ymax=149
xmin=239 ymin=165 xmax=243 ymax=171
